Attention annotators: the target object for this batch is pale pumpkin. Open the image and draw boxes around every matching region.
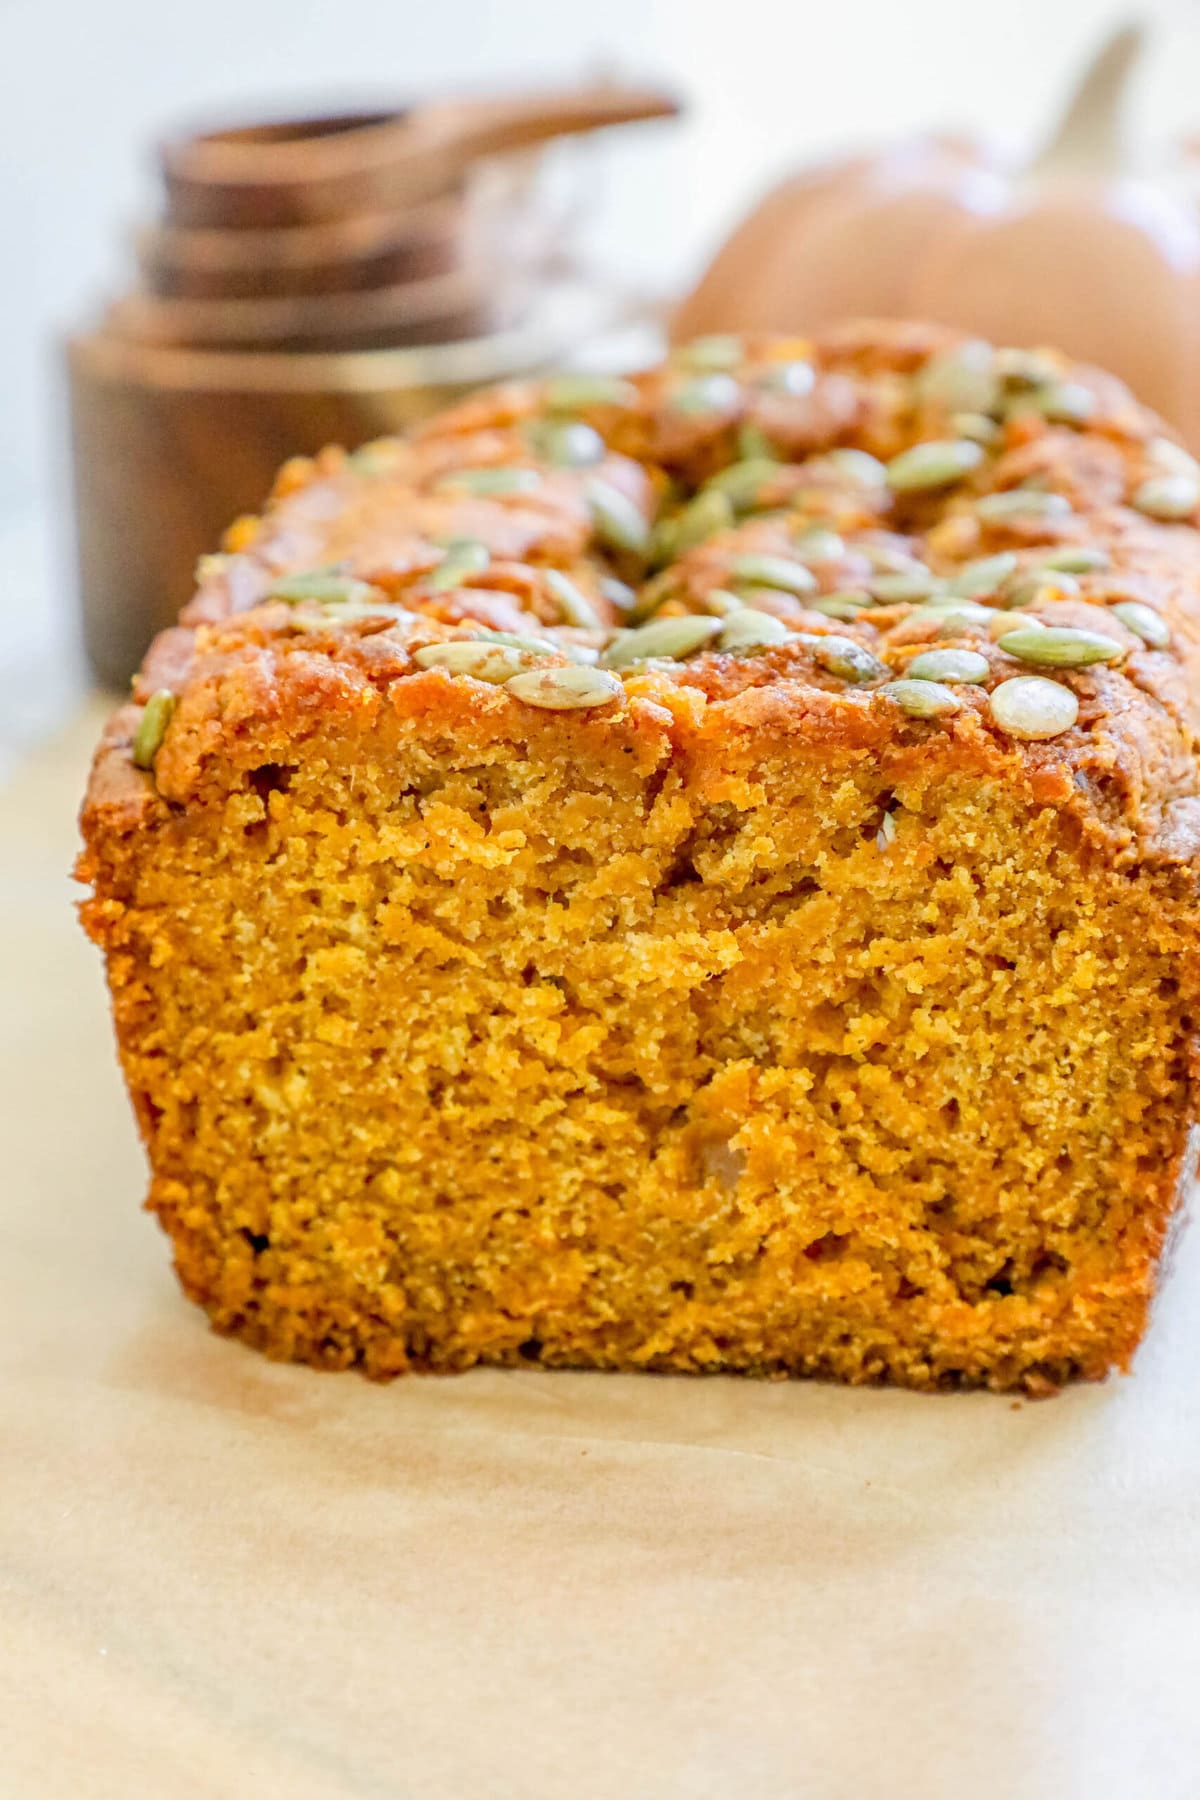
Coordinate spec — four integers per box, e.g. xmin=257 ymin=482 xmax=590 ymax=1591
xmin=673 ymin=27 xmax=1200 ymax=443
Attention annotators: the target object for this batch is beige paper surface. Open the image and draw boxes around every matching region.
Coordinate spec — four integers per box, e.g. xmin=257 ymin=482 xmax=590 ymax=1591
xmin=4 ymin=707 xmax=1200 ymax=1800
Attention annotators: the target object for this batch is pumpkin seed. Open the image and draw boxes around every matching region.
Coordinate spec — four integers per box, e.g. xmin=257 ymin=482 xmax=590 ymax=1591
xmin=811 ymin=592 xmax=871 ymax=620
xmin=544 ymin=569 xmax=602 ymax=630
xmin=951 ymin=411 xmax=1003 ymax=447
xmin=672 ymin=488 xmax=736 ymax=554
xmin=601 ymin=614 xmax=723 ymax=667
xmin=525 ymin=418 xmax=606 ymax=467
xmin=718 ymin=608 xmax=792 ymax=652
xmin=505 ymin=665 xmax=624 ymax=710
xmin=544 ymin=374 xmax=638 ymax=412
xmin=886 ymin=439 xmax=986 ymax=494
xmin=669 ymin=373 xmax=741 ymax=415
xmin=975 ymin=488 xmax=1073 ymax=523
xmin=905 ymin=648 xmax=989 ymax=684
xmin=427 ymin=539 xmax=490 ymax=591
xmin=676 ymin=334 xmax=744 ymax=371
xmin=269 ymin=571 xmax=383 ymax=606
xmin=1132 ymin=475 xmax=1200 ymax=521
xmin=132 ymin=689 xmax=176 ymax=769
xmin=801 ymin=634 xmax=888 ymax=683
xmin=988 ymin=675 xmax=1078 ymax=739
xmin=1034 ymin=545 xmax=1110 ymax=573
xmin=948 ymin=552 xmax=1019 ymax=596
xmin=414 ymin=641 xmax=528 ymax=682
xmin=999 ymin=569 xmax=1080 ymax=610
xmin=862 ymin=543 xmax=925 ymax=575
xmin=737 ymin=423 xmax=776 ymax=461
xmin=824 ymin=448 xmax=888 ymax=487
xmin=1146 ymin=436 xmax=1200 ymax=480
xmin=914 ymin=341 xmax=998 ymax=415
xmin=473 ymin=629 xmax=560 ymax=655
xmin=792 ymin=527 xmax=845 ymax=564
xmin=755 ymin=359 xmax=815 ymax=396
xmin=999 ymin=626 xmax=1123 ymax=667
xmin=587 ymin=481 xmax=652 ymax=558
xmin=599 ymin=576 xmax=636 ymax=614
xmin=701 ymin=588 xmax=745 ymax=617
xmin=705 ymin=457 xmax=781 ymax=512
xmin=995 ymin=348 xmax=1061 ymax=390
xmin=870 ymin=570 xmax=946 ymax=603
xmin=1008 ymin=380 xmax=1095 ymax=427
xmin=729 ymin=553 xmax=817 ymax=596
xmin=909 ymin=598 xmax=993 ymax=628
xmin=348 ymin=441 xmax=399 ymax=475
xmin=988 ymin=609 xmax=1042 ymax=639
xmin=1111 ymin=601 xmax=1169 ymax=648
xmin=878 ymin=678 xmax=963 ymax=718
xmin=876 ymin=809 xmax=897 ymax=848
xmin=434 ymin=466 xmax=541 ymax=497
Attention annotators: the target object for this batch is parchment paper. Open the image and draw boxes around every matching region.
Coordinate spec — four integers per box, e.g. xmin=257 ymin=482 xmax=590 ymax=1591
xmin=4 ymin=707 xmax=1199 ymax=1800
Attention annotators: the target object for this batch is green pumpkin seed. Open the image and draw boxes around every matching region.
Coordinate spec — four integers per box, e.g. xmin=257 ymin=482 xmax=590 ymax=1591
xmin=505 ymin=665 xmax=624 ymax=710
xmin=878 ymin=678 xmax=963 ymax=718
xmin=414 ymin=641 xmax=528 ymax=682
xmin=718 ymin=608 xmax=792 ymax=652
xmin=948 ymin=552 xmax=1019 ymax=597
xmin=1034 ymin=545 xmax=1110 ymax=574
xmin=473 ymin=628 xmax=560 ymax=655
xmin=1111 ymin=601 xmax=1169 ymax=648
xmin=824 ymin=448 xmax=888 ymax=487
xmin=755 ymin=360 xmax=815 ymax=397
xmin=886 ymin=439 xmax=986 ymax=494
xmin=705 ymin=457 xmax=781 ymax=511
xmin=998 ymin=569 xmax=1080 ymax=610
xmin=914 ymin=341 xmax=998 ymax=415
xmin=672 ymin=488 xmax=735 ymax=555
xmin=701 ymin=588 xmax=746 ymax=617
xmin=1132 ymin=475 xmax=1200 ymax=521
xmin=909 ymin=600 xmax=994 ymax=635
xmin=524 ymin=418 xmax=606 ymax=467
xmin=434 ymin=466 xmax=541 ymax=497
xmin=800 ymin=634 xmax=888 ymax=684
xmin=132 ymin=689 xmax=176 ymax=770
xmin=988 ymin=610 xmax=1042 ymax=640
xmin=792 ymin=527 xmax=845 ymax=564
xmin=737 ymin=423 xmax=776 ymax=461
xmin=988 ymin=675 xmax=1078 ymax=739
xmin=544 ymin=374 xmax=638 ymax=412
xmin=427 ymin=539 xmax=490 ymax=591
xmin=544 ymin=569 xmax=602 ymax=631
xmin=862 ymin=543 xmax=925 ymax=575
xmin=1146 ymin=437 xmax=1200 ymax=480
xmin=676 ymin=334 xmax=744 ymax=372
xmin=951 ymin=411 xmax=1003 ymax=448
xmin=729 ymin=553 xmax=817 ymax=596
xmin=348 ymin=441 xmax=399 ymax=475
xmin=1007 ymin=380 xmax=1095 ymax=427
xmin=599 ymin=576 xmax=636 ymax=614
xmin=587 ymin=481 xmax=652 ymax=558
xmin=904 ymin=648 xmax=989 ymax=684
xmin=975 ymin=489 xmax=1073 ymax=524
xmin=269 ymin=571 xmax=384 ymax=605
xmin=999 ymin=626 xmax=1123 ymax=667
xmin=995 ymin=348 xmax=1061 ymax=390
xmin=811 ymin=591 xmax=872 ymax=621
xmin=870 ymin=570 xmax=946 ymax=604
xmin=602 ymin=614 xmax=723 ymax=667
xmin=669 ymin=373 xmax=741 ymax=415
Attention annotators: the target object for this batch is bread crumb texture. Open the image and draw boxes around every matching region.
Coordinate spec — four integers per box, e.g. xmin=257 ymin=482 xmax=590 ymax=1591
xmin=79 ymin=321 xmax=1200 ymax=1391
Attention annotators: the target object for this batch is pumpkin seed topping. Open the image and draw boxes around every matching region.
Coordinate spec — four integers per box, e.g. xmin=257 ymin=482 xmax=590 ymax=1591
xmin=755 ymin=359 xmax=815 ymax=397
xmin=909 ymin=598 xmax=993 ymax=629
xmin=434 ymin=466 xmax=542 ymax=497
xmin=737 ymin=423 xmax=776 ymax=461
xmin=718 ymin=609 xmax=792 ymax=653
xmin=544 ymin=374 xmax=638 ymax=412
xmin=1132 ymin=475 xmax=1200 ymax=521
xmin=701 ymin=588 xmax=746 ymax=617
xmin=811 ymin=591 xmax=873 ymax=621
xmin=998 ymin=626 xmax=1123 ymax=667
xmin=676 ymin=334 xmax=744 ymax=371
xmin=427 ymin=539 xmax=490 ymax=591
xmin=914 ymin=341 xmax=998 ymax=415
xmin=505 ymin=665 xmax=623 ymax=710
xmin=1008 ymin=380 xmax=1096 ymax=427
xmin=1146 ymin=436 xmax=1200 ymax=480
xmin=951 ymin=412 xmax=1003 ymax=447
xmin=792 ymin=527 xmax=845 ymax=564
xmin=525 ymin=418 xmax=606 ymax=468
xmin=975 ymin=488 xmax=1073 ymax=524
xmin=1034 ymin=545 xmax=1110 ymax=573
xmin=669 ymin=372 xmax=741 ymax=415
xmin=1111 ymin=601 xmax=1169 ymax=648
xmin=269 ymin=571 xmax=385 ymax=606
xmin=823 ymin=448 xmax=888 ymax=487
xmin=728 ymin=553 xmax=818 ymax=596
xmin=878 ymin=678 xmax=963 ymax=718
xmin=132 ymin=690 xmax=176 ymax=769
xmin=948 ymin=552 xmax=1019 ymax=596
xmin=905 ymin=648 xmax=989 ymax=684
xmin=705 ymin=457 xmax=781 ymax=511
xmin=671 ymin=488 xmax=736 ymax=555
xmin=799 ymin=634 xmax=888 ymax=683
xmin=999 ymin=569 xmax=1080 ymax=610
xmin=544 ymin=569 xmax=602 ymax=630
xmin=414 ymin=641 xmax=528 ymax=683
xmin=886 ymin=439 xmax=986 ymax=493
xmin=599 ymin=576 xmax=637 ymax=614
xmin=601 ymin=614 xmax=723 ymax=668
xmin=587 ymin=481 xmax=652 ymax=558
xmin=870 ymin=570 xmax=945 ymax=604
xmin=988 ymin=676 xmax=1078 ymax=739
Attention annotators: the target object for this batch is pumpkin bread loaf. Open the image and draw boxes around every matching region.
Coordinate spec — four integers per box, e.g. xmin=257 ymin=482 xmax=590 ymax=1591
xmin=79 ymin=321 xmax=1200 ymax=1392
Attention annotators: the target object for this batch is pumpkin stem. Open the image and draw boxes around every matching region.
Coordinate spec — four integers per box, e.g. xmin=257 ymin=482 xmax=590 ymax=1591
xmin=1033 ymin=22 xmax=1144 ymax=176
